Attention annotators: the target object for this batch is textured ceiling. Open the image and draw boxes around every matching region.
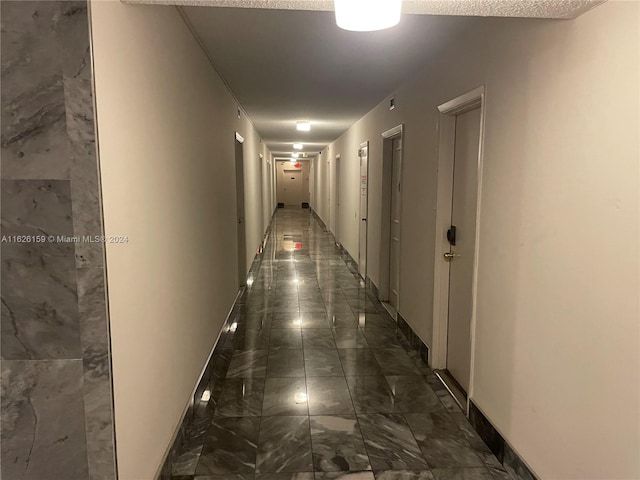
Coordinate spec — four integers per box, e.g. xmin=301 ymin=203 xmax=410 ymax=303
xmin=122 ymin=1 xmax=605 ymax=155
xmin=125 ymin=0 xmax=605 ymax=20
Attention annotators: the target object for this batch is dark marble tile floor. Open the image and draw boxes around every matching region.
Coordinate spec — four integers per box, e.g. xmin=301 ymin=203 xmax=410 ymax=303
xmin=170 ymin=208 xmax=512 ymax=480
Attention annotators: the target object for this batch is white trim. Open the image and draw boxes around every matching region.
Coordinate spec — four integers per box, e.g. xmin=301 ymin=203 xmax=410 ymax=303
xmin=431 ymin=86 xmax=486 ymax=415
xmin=382 ymin=124 xmax=403 ymax=139
xmin=438 ymin=86 xmax=484 ymax=115
xmin=235 ymin=132 xmax=245 ymax=143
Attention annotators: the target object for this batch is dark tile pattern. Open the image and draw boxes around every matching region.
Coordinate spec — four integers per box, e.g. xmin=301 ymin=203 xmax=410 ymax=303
xmin=196 ymin=417 xmax=260 ymax=474
xmin=0 ymin=2 xmax=115 ymax=478
xmin=215 ymin=378 xmax=265 ymax=417
xmin=263 ymin=377 xmax=308 ymax=416
xmin=256 ymin=416 xmax=313 ymax=473
xmin=305 ymin=349 xmax=344 ymax=377
xmin=469 ymin=402 xmax=504 ymax=462
xmin=338 ymin=349 xmax=383 ymax=376
xmin=346 ymin=376 xmax=401 ymax=414
xmin=385 ymin=376 xmax=443 ymax=413
xmin=397 ymin=313 xmax=429 ymax=366
xmin=375 ymin=472 xmax=435 ymax=480
xmin=468 ymin=401 xmax=537 ymax=480
xmin=307 ymin=376 xmax=354 ymax=415
xmin=228 ymin=350 xmax=268 ymax=378
xmin=315 ymin=473 xmax=375 ymax=480
xmin=166 ymin=209 xmax=510 ymax=480
xmin=310 ymin=415 xmax=370 ymax=472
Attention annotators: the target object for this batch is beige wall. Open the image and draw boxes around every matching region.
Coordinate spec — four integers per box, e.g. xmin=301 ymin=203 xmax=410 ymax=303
xmin=312 ymin=149 xmax=332 ymax=225
xmin=90 ymin=2 xmax=272 ymax=478
xmin=319 ymin=2 xmax=640 ymax=478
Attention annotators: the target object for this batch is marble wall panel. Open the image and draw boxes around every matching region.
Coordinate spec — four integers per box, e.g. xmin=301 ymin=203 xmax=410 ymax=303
xmin=1 ymin=179 xmax=81 ymax=360
xmin=0 ymin=1 xmax=71 ymax=180
xmin=1 ymin=359 xmax=89 ymax=479
xmin=1 ymin=2 xmax=116 ymax=479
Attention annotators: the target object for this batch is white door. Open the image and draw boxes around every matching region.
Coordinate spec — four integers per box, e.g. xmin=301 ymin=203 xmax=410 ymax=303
xmin=358 ymin=143 xmax=369 ymax=278
xmin=235 ymin=138 xmax=246 ymax=287
xmin=335 ymin=157 xmax=340 ymax=242
xmin=283 ymin=169 xmax=302 ymax=205
xmin=445 ymin=106 xmax=482 ymax=393
xmin=389 ymin=137 xmax=402 ymax=308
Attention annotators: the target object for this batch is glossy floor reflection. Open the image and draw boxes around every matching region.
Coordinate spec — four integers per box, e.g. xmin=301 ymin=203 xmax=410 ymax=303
xmin=171 ymin=208 xmax=512 ymax=480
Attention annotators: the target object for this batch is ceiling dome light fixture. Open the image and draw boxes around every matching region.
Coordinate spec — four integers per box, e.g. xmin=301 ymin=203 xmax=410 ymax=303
xmin=296 ymin=121 xmax=311 ymax=131
xmin=335 ymin=0 xmax=402 ymax=32
xmin=293 ymin=143 xmax=303 ymax=150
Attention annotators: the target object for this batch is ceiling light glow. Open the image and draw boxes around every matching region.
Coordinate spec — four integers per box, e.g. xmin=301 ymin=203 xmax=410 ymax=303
xmin=296 ymin=121 xmax=311 ymax=131
xmin=292 ymin=153 xmax=300 ymax=158
xmin=293 ymin=143 xmax=303 ymax=150
xmin=335 ymin=0 xmax=401 ymax=32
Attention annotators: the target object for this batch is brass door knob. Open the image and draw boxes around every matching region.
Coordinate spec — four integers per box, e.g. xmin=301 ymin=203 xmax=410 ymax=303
xmin=443 ymin=252 xmax=460 ymax=262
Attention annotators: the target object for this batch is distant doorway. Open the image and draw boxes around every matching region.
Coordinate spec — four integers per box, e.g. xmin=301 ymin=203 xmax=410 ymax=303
xmin=276 ymin=160 xmax=310 ymax=206
xmin=235 ymin=133 xmax=246 ymax=287
xmin=283 ymin=169 xmax=302 ymax=205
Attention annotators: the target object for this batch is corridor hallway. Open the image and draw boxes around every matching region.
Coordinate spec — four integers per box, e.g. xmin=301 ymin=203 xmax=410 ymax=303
xmin=170 ymin=208 xmax=509 ymax=480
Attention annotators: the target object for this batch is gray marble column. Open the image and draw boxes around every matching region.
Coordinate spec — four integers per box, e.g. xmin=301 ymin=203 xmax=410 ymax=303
xmin=1 ymin=2 xmax=116 ymax=479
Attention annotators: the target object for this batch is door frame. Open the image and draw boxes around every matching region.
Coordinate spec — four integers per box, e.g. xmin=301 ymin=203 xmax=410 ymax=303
xmin=358 ymin=141 xmax=369 ymax=279
xmin=431 ymin=86 xmax=487 ymax=407
xmin=259 ymin=153 xmax=265 ymax=233
xmin=334 ymin=154 xmax=341 ymax=243
xmin=379 ymin=124 xmax=404 ymax=306
xmin=234 ymin=132 xmax=246 ymax=287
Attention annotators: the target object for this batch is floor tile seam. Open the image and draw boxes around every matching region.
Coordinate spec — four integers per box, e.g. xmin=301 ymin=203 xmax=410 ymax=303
xmin=300 ymin=318 xmax=313 ymax=470
xmin=355 ymin=411 xmax=434 ymax=471
xmin=333 ymin=349 xmax=373 ymax=472
xmin=257 ymin=341 xmax=270 ymax=446
xmin=259 ymin=216 xmax=288 ymax=466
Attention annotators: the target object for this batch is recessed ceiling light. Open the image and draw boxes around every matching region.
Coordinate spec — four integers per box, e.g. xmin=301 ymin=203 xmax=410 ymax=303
xmin=296 ymin=121 xmax=311 ymax=132
xmin=292 ymin=153 xmax=300 ymax=158
xmin=293 ymin=143 xmax=303 ymax=150
xmin=335 ymin=0 xmax=401 ymax=32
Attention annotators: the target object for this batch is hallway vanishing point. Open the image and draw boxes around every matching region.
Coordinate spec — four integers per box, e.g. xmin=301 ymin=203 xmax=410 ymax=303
xmin=171 ymin=208 xmax=510 ymax=480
